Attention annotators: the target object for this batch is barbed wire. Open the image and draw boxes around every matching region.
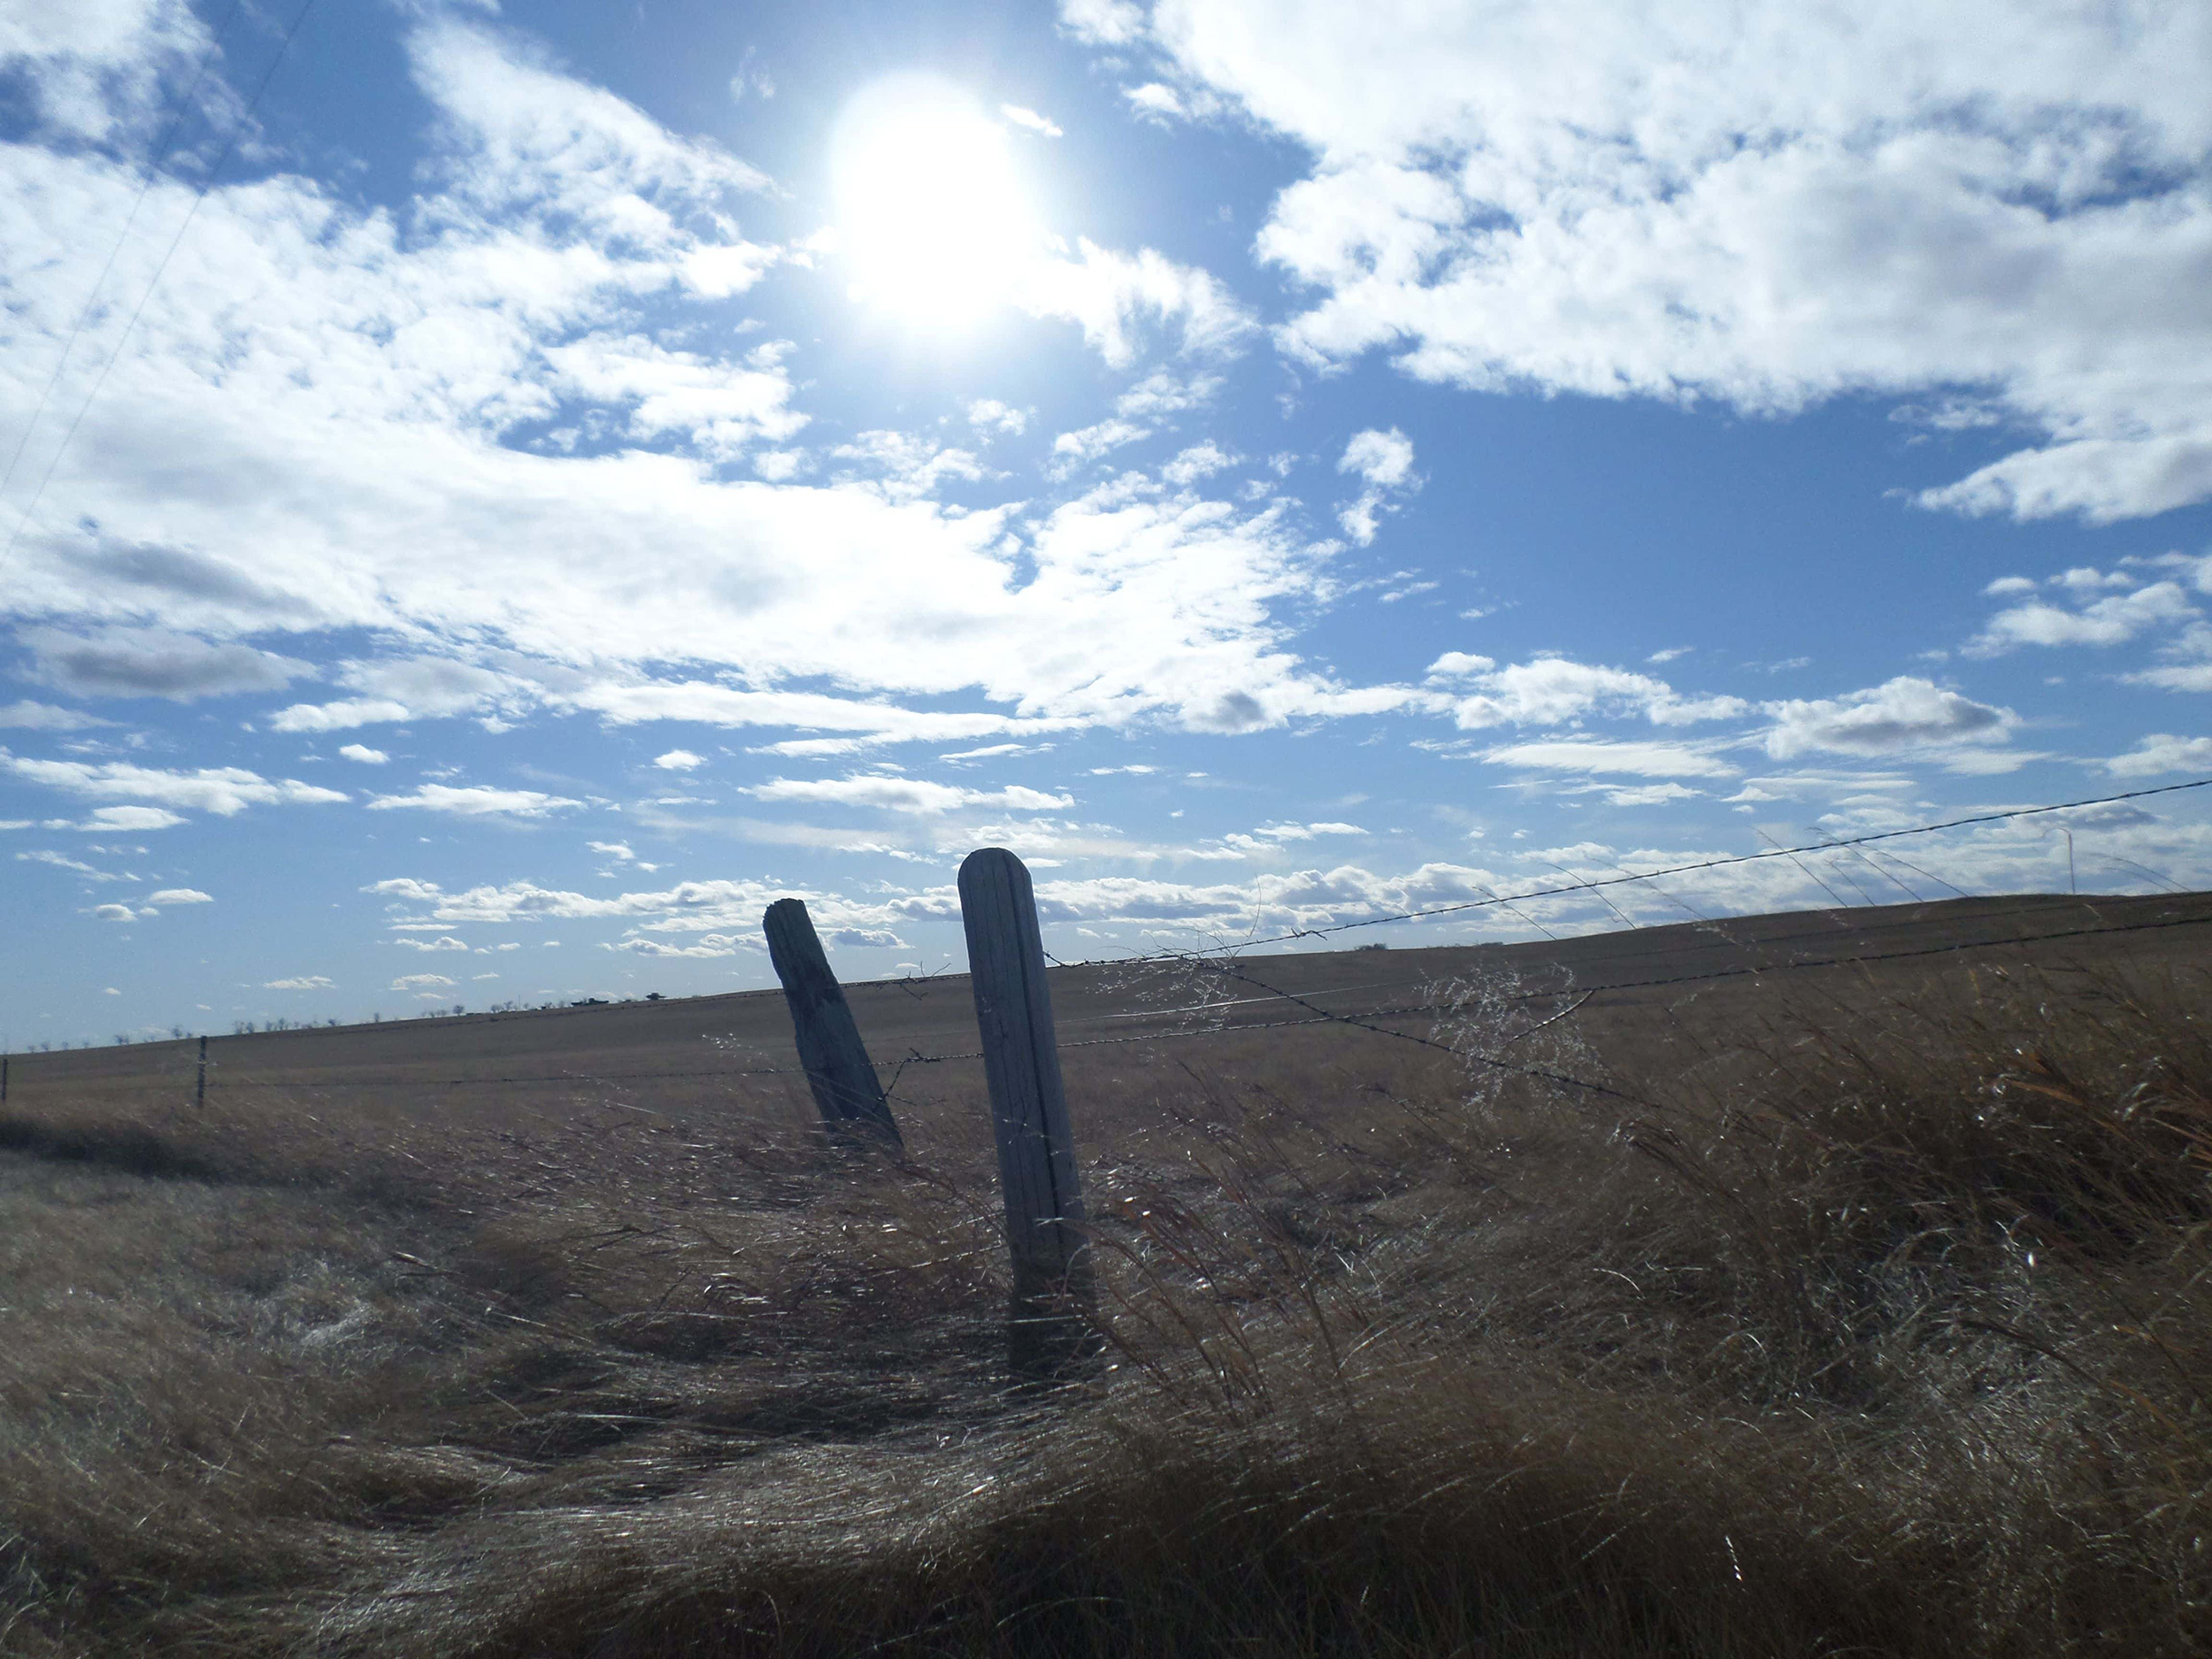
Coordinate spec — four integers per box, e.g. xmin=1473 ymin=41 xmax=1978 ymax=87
xmin=1042 ymin=776 xmax=2212 ymax=968
xmin=28 ymin=902 xmax=2205 ymax=1110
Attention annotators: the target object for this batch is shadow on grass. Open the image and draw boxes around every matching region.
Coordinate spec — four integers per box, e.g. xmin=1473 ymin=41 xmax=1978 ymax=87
xmin=0 ymin=1113 xmax=230 ymax=1181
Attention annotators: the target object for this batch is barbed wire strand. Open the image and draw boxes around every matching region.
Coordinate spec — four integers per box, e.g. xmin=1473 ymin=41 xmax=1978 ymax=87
xmin=44 ymin=906 xmax=2209 ymax=1112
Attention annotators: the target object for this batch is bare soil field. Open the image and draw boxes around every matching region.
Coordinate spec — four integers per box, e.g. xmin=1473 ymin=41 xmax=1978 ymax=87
xmin=3 ymin=891 xmax=2209 ymax=1655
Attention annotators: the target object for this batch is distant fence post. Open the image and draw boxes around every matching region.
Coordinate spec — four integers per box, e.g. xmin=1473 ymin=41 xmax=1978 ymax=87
xmin=2 ymin=1052 xmax=8 ymax=1104
xmin=762 ymin=899 xmax=902 ymax=1148
xmin=195 ymin=1035 xmax=207 ymax=1110
xmin=958 ymin=847 xmax=1100 ymax=1379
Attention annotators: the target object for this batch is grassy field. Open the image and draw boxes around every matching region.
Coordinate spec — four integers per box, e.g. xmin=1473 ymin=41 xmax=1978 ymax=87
xmin=3 ymin=892 xmax=2208 ymax=1655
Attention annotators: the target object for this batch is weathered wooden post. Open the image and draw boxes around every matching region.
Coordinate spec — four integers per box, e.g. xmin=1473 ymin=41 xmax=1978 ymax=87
xmin=762 ymin=899 xmax=902 ymax=1148
xmin=958 ymin=847 xmax=1100 ymax=1379
xmin=194 ymin=1034 xmax=207 ymax=1110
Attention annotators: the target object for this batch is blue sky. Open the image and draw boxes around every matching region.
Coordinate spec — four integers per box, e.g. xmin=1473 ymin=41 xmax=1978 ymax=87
xmin=5 ymin=0 xmax=2212 ymax=1044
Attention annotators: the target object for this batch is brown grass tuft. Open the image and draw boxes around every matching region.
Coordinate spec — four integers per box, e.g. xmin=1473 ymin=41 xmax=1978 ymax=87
xmin=2 ymin=952 xmax=2207 ymax=1655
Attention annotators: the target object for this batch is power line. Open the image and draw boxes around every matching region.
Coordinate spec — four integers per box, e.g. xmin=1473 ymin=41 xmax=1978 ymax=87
xmin=0 ymin=0 xmax=249 ymax=498
xmin=1 ymin=0 xmax=320 ymax=575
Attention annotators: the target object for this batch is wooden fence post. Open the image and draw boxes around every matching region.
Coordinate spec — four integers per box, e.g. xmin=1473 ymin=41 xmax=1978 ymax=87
xmin=958 ymin=847 xmax=1100 ymax=1379
xmin=762 ymin=899 xmax=902 ymax=1148
xmin=195 ymin=1035 xmax=207 ymax=1110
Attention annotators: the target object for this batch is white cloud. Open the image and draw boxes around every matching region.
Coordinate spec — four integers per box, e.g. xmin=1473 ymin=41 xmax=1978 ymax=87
xmin=745 ymin=774 xmax=1073 ymax=814
xmin=0 ymin=700 xmax=109 ymax=730
xmin=1435 ymin=657 xmax=1747 ymax=729
xmin=268 ymin=701 xmax=416 ymax=733
xmin=2105 ymin=733 xmax=2212 ymax=778
xmin=389 ymin=973 xmax=457 ymax=991
xmin=395 ymin=935 xmax=470 ymax=952
xmin=1000 ymin=103 xmax=1063 ymax=137
xmin=1483 ymin=739 xmax=1739 ymax=779
xmin=1970 ymin=581 xmax=2197 ymax=654
xmin=1602 ymin=783 xmax=1702 ymax=807
xmin=1051 ymin=419 xmax=1150 ymax=470
xmin=1763 ymin=677 xmax=2014 ymax=758
xmin=1058 ymin=0 xmax=1146 ymax=47
xmin=1335 ymin=426 xmax=1420 ymax=545
xmin=1018 ymin=239 xmax=1256 ymax=368
xmin=364 ymin=877 xmax=443 ymax=901
xmin=830 ymin=430 xmax=988 ymax=503
xmin=264 ymin=975 xmax=334 ymax=991
xmin=965 ymin=398 xmax=1030 ymax=437
xmin=18 ymin=849 xmax=125 ymax=880
xmin=365 ymin=785 xmax=584 ymax=819
xmin=337 ymin=743 xmax=389 ymax=764
xmin=147 ymin=887 xmax=211 ymax=905
xmin=3 ymin=757 xmax=347 ymax=817
xmin=1340 ymin=427 xmax=1416 ymax=490
xmin=1109 ymin=0 xmax=2212 ymax=522
xmin=1162 ymin=442 xmax=1237 ymax=487
xmin=80 ymin=805 xmax=186 ymax=831
xmin=0 ymin=12 xmax=1381 ymax=765
xmin=92 ymin=902 xmax=137 ymax=922
xmin=652 ymin=749 xmax=705 ymax=771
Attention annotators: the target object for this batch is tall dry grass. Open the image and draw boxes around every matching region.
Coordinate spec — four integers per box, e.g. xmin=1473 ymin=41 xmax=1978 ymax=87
xmin=0 ymin=956 xmax=2206 ymax=1655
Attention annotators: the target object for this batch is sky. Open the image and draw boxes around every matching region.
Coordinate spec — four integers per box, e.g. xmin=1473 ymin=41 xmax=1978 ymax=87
xmin=4 ymin=0 xmax=2212 ymax=1045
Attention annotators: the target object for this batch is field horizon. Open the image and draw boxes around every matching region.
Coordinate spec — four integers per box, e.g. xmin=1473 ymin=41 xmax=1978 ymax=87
xmin=4 ymin=887 xmax=2209 ymax=1655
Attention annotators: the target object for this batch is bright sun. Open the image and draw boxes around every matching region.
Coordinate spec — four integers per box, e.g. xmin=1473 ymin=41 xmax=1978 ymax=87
xmin=830 ymin=74 xmax=1041 ymax=330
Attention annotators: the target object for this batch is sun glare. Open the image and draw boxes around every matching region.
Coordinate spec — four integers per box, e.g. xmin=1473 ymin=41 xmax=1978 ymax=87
xmin=830 ymin=74 xmax=1041 ymax=331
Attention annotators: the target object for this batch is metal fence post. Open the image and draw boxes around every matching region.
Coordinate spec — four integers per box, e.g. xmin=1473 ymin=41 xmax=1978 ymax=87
xmin=195 ymin=1034 xmax=207 ymax=1110
xmin=958 ymin=846 xmax=1100 ymax=1379
xmin=762 ymin=899 xmax=902 ymax=1148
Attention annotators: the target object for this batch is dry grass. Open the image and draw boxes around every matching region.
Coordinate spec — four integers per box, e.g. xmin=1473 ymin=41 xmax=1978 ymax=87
xmin=2 ymin=952 xmax=2208 ymax=1656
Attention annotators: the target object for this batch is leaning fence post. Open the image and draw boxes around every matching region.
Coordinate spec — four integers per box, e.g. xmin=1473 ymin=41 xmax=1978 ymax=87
xmin=195 ymin=1034 xmax=207 ymax=1110
xmin=958 ymin=847 xmax=1100 ymax=1379
xmin=762 ymin=899 xmax=902 ymax=1148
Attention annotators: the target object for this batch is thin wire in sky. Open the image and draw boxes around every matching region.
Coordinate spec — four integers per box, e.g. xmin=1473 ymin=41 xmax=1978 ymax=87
xmin=0 ymin=0 xmax=320 ymax=579
xmin=0 ymin=0 xmax=248 ymax=500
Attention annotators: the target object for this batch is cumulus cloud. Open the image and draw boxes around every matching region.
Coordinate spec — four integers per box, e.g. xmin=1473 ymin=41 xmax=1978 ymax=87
xmin=337 ymin=744 xmax=388 ymax=764
xmin=653 ymin=749 xmax=704 ymax=771
xmin=1970 ymin=580 xmax=2198 ymax=655
xmin=91 ymin=902 xmax=137 ymax=922
xmin=1099 ymin=0 xmax=2212 ymax=523
xmin=1428 ymin=655 xmax=1747 ymax=729
xmin=390 ymin=973 xmax=456 ymax=991
xmin=1335 ymin=426 xmax=1419 ymax=545
xmin=2105 ymin=733 xmax=2212 ymax=778
xmin=264 ymin=975 xmax=334 ymax=991
xmin=365 ymin=785 xmax=584 ymax=818
xmin=147 ymin=887 xmax=211 ymax=905
xmin=965 ymin=398 xmax=1030 ymax=437
xmin=394 ymin=935 xmax=471 ymax=952
xmin=1763 ymin=677 xmax=2014 ymax=759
